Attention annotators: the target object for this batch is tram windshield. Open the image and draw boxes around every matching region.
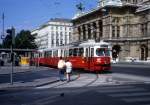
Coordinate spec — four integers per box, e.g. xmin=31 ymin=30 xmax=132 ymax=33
xmin=96 ymin=48 xmax=110 ymax=56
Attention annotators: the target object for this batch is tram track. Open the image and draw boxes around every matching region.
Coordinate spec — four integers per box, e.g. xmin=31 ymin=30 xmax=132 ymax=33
xmin=37 ymin=71 xmax=113 ymax=89
xmin=54 ymin=72 xmax=100 ymax=88
xmin=82 ymin=73 xmax=99 ymax=87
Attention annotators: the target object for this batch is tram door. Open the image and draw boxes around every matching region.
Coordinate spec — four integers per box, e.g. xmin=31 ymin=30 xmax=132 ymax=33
xmin=85 ymin=47 xmax=94 ymax=71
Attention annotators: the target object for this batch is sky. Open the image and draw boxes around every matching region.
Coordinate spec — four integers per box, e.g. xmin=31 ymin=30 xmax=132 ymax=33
xmin=0 ymin=0 xmax=98 ymax=32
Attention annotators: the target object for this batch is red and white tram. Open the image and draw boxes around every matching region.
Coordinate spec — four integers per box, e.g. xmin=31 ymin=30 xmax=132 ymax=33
xmin=33 ymin=40 xmax=111 ymax=72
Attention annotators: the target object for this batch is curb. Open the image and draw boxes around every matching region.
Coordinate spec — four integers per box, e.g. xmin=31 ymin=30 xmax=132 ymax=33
xmin=36 ymin=79 xmax=59 ymax=87
xmin=113 ymin=61 xmax=150 ymax=65
xmin=0 ymin=79 xmax=59 ymax=90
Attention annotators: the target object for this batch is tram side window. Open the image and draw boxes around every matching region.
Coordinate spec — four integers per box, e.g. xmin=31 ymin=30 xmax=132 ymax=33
xmin=69 ymin=49 xmax=73 ymax=56
xmin=48 ymin=51 xmax=52 ymax=57
xmin=61 ymin=50 xmax=63 ymax=57
xmin=91 ymin=48 xmax=94 ymax=57
xmin=42 ymin=53 xmax=45 ymax=57
xmin=86 ymin=48 xmax=88 ymax=57
xmin=73 ymin=48 xmax=78 ymax=56
xmin=78 ymin=48 xmax=84 ymax=56
xmin=64 ymin=50 xmax=69 ymax=57
xmin=53 ymin=50 xmax=58 ymax=57
xmin=39 ymin=53 xmax=42 ymax=57
xmin=44 ymin=52 xmax=47 ymax=57
xmin=96 ymin=48 xmax=110 ymax=56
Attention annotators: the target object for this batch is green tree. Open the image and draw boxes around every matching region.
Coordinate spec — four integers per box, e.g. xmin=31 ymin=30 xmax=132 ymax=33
xmin=2 ymin=34 xmax=12 ymax=48
xmin=0 ymin=43 xmax=2 ymax=48
xmin=15 ymin=30 xmax=37 ymax=49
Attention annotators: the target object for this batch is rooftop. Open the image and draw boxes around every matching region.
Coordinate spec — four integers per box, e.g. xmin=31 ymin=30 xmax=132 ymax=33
xmin=49 ymin=18 xmax=72 ymax=23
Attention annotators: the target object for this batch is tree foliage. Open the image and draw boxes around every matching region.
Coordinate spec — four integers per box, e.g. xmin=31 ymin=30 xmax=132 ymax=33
xmin=2 ymin=34 xmax=12 ymax=48
xmin=0 ymin=43 xmax=2 ymax=48
xmin=15 ymin=30 xmax=37 ymax=49
xmin=2 ymin=30 xmax=37 ymax=49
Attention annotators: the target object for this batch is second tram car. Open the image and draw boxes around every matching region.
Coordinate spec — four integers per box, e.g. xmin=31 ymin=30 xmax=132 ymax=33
xmin=33 ymin=40 xmax=111 ymax=72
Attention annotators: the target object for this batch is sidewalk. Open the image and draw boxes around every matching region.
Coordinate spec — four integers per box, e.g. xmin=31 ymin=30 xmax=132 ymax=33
xmin=0 ymin=66 xmax=59 ymax=90
xmin=112 ymin=60 xmax=150 ymax=65
xmin=0 ymin=66 xmax=79 ymax=90
xmin=112 ymin=61 xmax=150 ymax=68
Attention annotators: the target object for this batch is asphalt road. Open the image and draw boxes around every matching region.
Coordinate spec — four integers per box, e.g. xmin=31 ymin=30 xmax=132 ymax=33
xmin=0 ymin=63 xmax=150 ymax=105
xmin=0 ymin=69 xmax=58 ymax=84
xmin=0 ymin=81 xmax=150 ymax=105
xmin=112 ymin=63 xmax=150 ymax=77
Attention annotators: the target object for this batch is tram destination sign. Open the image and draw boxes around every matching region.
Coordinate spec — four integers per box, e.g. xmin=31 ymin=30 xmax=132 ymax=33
xmin=100 ymin=45 xmax=108 ymax=48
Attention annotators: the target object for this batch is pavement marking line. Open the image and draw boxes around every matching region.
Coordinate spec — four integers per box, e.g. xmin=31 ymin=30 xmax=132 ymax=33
xmin=144 ymin=81 xmax=150 ymax=84
xmin=36 ymin=81 xmax=66 ymax=89
xmin=95 ymin=85 xmax=135 ymax=89
xmin=109 ymin=92 xmax=150 ymax=97
xmin=122 ymin=97 xmax=150 ymax=103
xmin=112 ymin=73 xmax=150 ymax=82
xmin=97 ymin=88 xmax=146 ymax=93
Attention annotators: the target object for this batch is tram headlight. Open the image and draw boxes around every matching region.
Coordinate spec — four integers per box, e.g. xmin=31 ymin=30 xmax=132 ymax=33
xmin=96 ymin=58 xmax=101 ymax=63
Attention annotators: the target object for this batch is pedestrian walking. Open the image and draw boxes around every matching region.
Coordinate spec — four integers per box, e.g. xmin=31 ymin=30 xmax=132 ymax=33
xmin=57 ymin=57 xmax=66 ymax=81
xmin=65 ymin=59 xmax=72 ymax=82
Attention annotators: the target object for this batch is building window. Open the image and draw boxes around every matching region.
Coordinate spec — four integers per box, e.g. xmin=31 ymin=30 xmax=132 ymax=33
xmin=52 ymin=39 xmax=54 ymax=46
xmin=69 ymin=27 xmax=72 ymax=31
xmin=65 ymin=35 xmax=67 ymax=45
xmin=112 ymin=26 xmax=115 ymax=37
xmin=60 ymin=26 xmax=62 ymax=30
xmin=56 ymin=26 xmax=58 ymax=30
xmin=51 ymin=26 xmax=54 ymax=30
xmin=60 ymin=39 xmax=63 ymax=45
xmin=69 ymin=32 xmax=71 ymax=42
xmin=117 ymin=26 xmax=120 ymax=37
xmin=56 ymin=39 xmax=59 ymax=46
xmin=141 ymin=23 xmax=147 ymax=36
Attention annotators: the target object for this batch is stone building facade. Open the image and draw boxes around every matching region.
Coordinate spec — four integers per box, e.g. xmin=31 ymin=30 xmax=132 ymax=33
xmin=32 ymin=18 xmax=73 ymax=50
xmin=72 ymin=0 xmax=150 ymax=61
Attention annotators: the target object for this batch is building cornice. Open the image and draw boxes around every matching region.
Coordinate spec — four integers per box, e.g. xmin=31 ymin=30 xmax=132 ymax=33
xmin=103 ymin=36 xmax=150 ymax=42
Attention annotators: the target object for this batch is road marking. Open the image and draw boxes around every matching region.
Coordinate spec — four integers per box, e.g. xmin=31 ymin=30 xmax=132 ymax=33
xmin=109 ymin=92 xmax=150 ymax=97
xmin=97 ymin=88 xmax=146 ymax=93
xmin=112 ymin=73 xmax=150 ymax=82
xmin=95 ymin=85 xmax=135 ymax=89
xmin=122 ymin=97 xmax=150 ymax=103
xmin=36 ymin=81 xmax=67 ymax=89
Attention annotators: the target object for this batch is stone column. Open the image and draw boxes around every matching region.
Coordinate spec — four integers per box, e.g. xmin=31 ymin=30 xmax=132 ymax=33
xmin=96 ymin=21 xmax=100 ymax=41
xmin=73 ymin=26 xmax=79 ymax=42
xmin=148 ymin=40 xmax=150 ymax=61
xmin=148 ymin=21 xmax=150 ymax=37
xmin=80 ymin=25 xmax=83 ymax=41
xmin=109 ymin=17 xmax=112 ymax=39
xmin=90 ymin=23 xmax=94 ymax=39
xmin=85 ymin=24 xmax=88 ymax=40
xmin=121 ymin=42 xmax=130 ymax=61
